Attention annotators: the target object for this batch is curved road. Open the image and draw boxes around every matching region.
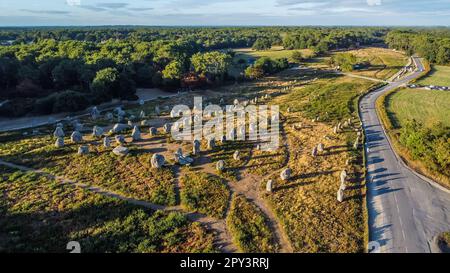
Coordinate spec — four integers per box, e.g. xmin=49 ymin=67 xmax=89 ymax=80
xmin=360 ymin=57 xmax=450 ymax=253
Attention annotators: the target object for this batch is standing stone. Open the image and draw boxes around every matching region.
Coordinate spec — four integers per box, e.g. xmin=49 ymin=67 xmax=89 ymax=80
xmin=103 ymin=137 xmax=111 ymax=148
xmin=91 ymin=107 xmax=100 ymax=120
xmin=340 ymin=170 xmax=348 ymax=184
xmin=174 ymin=148 xmax=183 ymax=163
xmin=71 ymin=131 xmax=83 ymax=143
xmin=317 ymin=143 xmax=325 ymax=153
xmin=74 ymin=123 xmax=83 ymax=132
xmin=193 ymin=140 xmax=201 ymax=155
xmin=216 ymin=160 xmax=225 ymax=171
xmin=113 ymin=146 xmax=129 ymax=156
xmin=92 ymin=126 xmax=104 ymax=138
xmin=337 ymin=189 xmax=345 ymax=203
xmin=233 ymin=150 xmax=240 ymax=161
xmin=163 ymin=123 xmax=171 ymax=134
xmin=112 ymin=124 xmax=130 ymax=134
xmin=155 ymin=106 xmax=160 ymax=116
xmin=53 ymin=127 xmax=65 ymax=138
xmin=127 ymin=120 xmax=133 ymax=127
xmin=353 ymin=137 xmax=360 ymax=150
xmin=256 ymin=144 xmax=261 ymax=151
xmin=55 ymin=137 xmax=64 ymax=148
xmin=311 ymin=146 xmax=318 ymax=157
xmin=220 ymin=135 xmax=226 ymax=144
xmin=287 ymin=107 xmax=291 ymax=113
xmin=151 ymin=154 xmax=165 ymax=169
xmin=131 ymin=126 xmax=141 ymax=141
xmin=78 ymin=145 xmax=89 ymax=155
xmin=115 ymin=135 xmax=125 ymax=145
xmin=105 ymin=112 xmax=114 ymax=121
xmin=334 ymin=126 xmax=339 ymax=134
xmin=266 ymin=180 xmax=274 ymax=193
xmin=149 ymin=127 xmax=157 ymax=136
xmin=280 ymin=168 xmax=292 ymax=181
xmin=207 ymin=138 xmax=216 ymax=150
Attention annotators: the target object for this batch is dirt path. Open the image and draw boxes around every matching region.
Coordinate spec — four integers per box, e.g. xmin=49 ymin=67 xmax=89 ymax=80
xmin=190 ymin=120 xmax=295 ymax=253
xmin=0 ymin=159 xmax=237 ymax=253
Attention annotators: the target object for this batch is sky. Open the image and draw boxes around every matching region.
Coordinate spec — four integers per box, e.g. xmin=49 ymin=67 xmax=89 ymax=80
xmin=0 ymin=0 xmax=450 ymax=26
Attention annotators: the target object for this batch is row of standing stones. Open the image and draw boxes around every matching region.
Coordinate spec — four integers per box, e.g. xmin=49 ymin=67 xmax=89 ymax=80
xmin=53 ymin=96 xmax=362 ymax=203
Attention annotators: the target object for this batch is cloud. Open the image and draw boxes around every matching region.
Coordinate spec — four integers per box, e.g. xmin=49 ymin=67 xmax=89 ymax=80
xmin=77 ymin=5 xmax=107 ymax=12
xmin=367 ymin=0 xmax=382 ymax=6
xmin=96 ymin=3 xmax=129 ymax=9
xmin=128 ymin=8 xmax=154 ymax=12
xmin=20 ymin=9 xmax=71 ymax=15
xmin=66 ymin=0 xmax=81 ymax=7
xmin=277 ymin=0 xmax=329 ymax=6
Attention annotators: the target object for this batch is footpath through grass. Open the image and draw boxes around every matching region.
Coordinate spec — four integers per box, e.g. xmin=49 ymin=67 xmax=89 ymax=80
xmin=227 ymin=195 xmax=278 ymax=253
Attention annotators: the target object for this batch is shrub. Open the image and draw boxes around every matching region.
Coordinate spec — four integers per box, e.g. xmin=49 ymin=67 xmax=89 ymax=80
xmin=52 ymin=90 xmax=90 ymax=113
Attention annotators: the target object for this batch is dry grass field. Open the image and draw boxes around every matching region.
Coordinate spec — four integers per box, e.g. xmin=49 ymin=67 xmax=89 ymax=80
xmin=0 ymin=61 xmax=376 ymax=253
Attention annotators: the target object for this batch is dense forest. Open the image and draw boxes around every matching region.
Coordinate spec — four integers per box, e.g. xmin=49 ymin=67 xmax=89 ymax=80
xmin=0 ymin=26 xmax=448 ymax=117
xmin=386 ymin=28 xmax=450 ymax=65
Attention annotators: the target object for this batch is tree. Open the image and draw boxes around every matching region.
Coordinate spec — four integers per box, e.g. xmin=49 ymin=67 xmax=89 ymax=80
xmin=136 ymin=64 xmax=155 ymax=87
xmin=52 ymin=59 xmax=81 ymax=90
xmin=436 ymin=41 xmax=450 ymax=65
xmin=191 ymin=51 xmax=231 ymax=81
xmin=291 ymin=51 xmax=304 ymax=63
xmin=52 ymin=90 xmax=90 ymax=113
xmin=162 ymin=60 xmax=183 ymax=80
xmin=252 ymin=38 xmax=271 ymax=51
xmin=91 ymin=67 xmax=120 ymax=103
xmin=244 ymin=66 xmax=264 ymax=79
xmin=119 ymin=70 xmax=137 ymax=100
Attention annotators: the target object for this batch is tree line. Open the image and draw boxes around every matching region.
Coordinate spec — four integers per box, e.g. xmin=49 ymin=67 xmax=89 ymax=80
xmin=386 ymin=29 xmax=450 ymax=65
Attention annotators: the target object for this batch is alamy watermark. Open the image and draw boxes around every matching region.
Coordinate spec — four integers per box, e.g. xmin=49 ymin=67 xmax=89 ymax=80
xmin=169 ymin=96 xmax=280 ymax=151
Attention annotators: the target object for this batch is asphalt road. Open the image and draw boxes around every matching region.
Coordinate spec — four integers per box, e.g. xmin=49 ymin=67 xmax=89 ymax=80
xmin=0 ymin=89 xmax=176 ymax=133
xmin=360 ymin=57 xmax=450 ymax=253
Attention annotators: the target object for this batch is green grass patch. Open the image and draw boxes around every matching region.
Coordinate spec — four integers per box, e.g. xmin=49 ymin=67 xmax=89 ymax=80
xmin=0 ymin=134 xmax=177 ymax=206
xmin=0 ymin=166 xmax=215 ymax=253
xmin=387 ymin=88 xmax=450 ymax=128
xmin=227 ymin=195 xmax=278 ymax=253
xmin=180 ymin=171 xmax=230 ymax=219
xmin=417 ymin=65 xmax=450 ymax=86
xmin=275 ymin=75 xmax=376 ymax=122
